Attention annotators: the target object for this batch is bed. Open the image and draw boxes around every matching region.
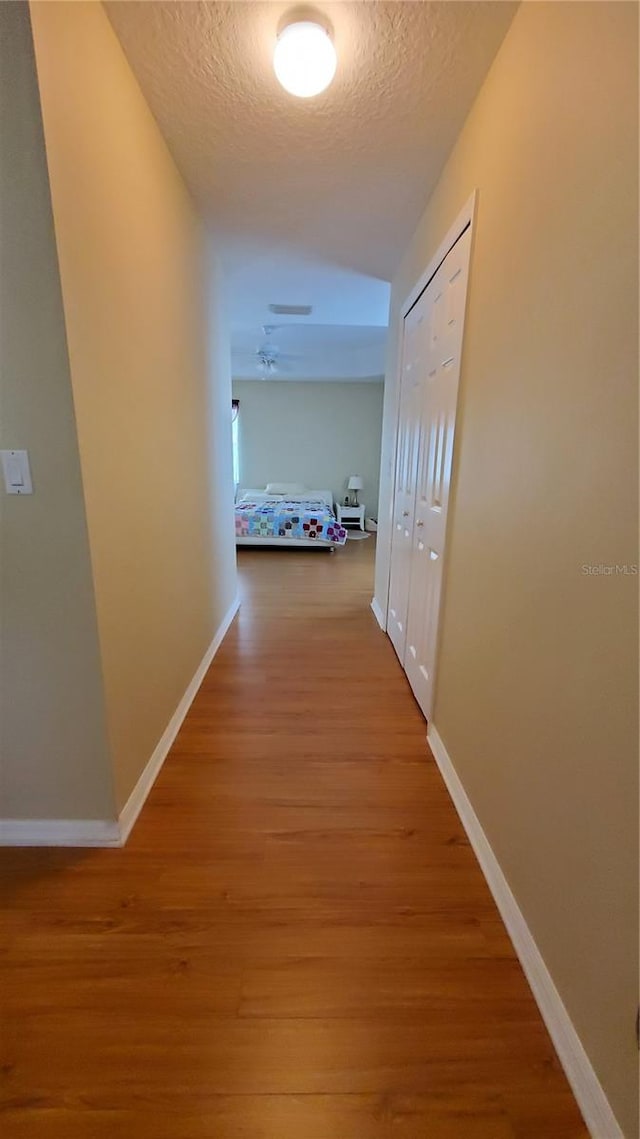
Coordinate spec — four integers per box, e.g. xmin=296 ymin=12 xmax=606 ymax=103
xmin=235 ymin=485 xmax=347 ymax=549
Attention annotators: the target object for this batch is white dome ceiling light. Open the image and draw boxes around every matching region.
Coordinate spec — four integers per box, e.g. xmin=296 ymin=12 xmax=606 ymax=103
xmin=273 ymin=19 xmax=337 ymax=98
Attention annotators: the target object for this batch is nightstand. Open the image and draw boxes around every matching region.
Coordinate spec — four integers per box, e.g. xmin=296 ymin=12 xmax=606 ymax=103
xmin=336 ymin=503 xmax=365 ymax=532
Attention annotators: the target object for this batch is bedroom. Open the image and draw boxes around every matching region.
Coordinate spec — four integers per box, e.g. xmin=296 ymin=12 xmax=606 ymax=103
xmin=229 ymin=264 xmax=388 ymax=554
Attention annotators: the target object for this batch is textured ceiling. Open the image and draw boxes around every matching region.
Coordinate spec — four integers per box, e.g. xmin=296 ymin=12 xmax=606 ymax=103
xmin=231 ymin=322 xmax=387 ymax=380
xmin=226 ymin=251 xmax=390 ymax=333
xmin=106 ymin=1 xmax=517 ymax=283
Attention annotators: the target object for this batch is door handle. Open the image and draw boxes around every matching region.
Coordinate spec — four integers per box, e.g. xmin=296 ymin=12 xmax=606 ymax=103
xmin=416 ymin=520 xmax=424 ymax=527
xmin=402 ymin=510 xmax=409 ymax=517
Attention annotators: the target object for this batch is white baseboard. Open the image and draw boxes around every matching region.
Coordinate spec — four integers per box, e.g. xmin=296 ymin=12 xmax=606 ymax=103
xmin=0 ymin=595 xmax=241 ymax=850
xmin=0 ymin=818 xmax=121 ymax=847
xmin=370 ymin=596 xmax=386 ymax=630
xmin=426 ymin=724 xmax=624 ymax=1139
xmin=118 ymin=593 xmax=240 ymax=844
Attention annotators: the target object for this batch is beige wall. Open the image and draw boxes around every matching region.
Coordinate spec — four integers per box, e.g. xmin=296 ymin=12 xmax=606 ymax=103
xmin=233 ymin=379 xmax=384 ymax=516
xmin=30 ymin=0 xmax=237 ymax=812
xmin=0 ymin=2 xmax=115 ymax=820
xmin=375 ymin=3 xmax=638 ymax=1134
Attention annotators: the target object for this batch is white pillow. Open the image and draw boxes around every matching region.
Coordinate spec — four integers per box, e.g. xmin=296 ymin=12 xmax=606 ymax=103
xmin=265 ymin=482 xmax=307 ymax=496
xmin=237 ymin=490 xmax=283 ymax=503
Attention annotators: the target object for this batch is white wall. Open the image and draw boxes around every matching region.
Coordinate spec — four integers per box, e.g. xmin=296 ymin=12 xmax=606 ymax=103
xmin=0 ymin=2 xmax=115 ymax=821
xmin=233 ymin=380 xmax=384 ymax=516
xmin=374 ymin=3 xmax=638 ymax=1134
xmin=28 ymin=0 xmax=237 ymax=815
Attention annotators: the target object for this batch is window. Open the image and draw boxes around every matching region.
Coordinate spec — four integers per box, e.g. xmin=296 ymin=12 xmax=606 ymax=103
xmin=231 ymin=398 xmax=240 ymax=487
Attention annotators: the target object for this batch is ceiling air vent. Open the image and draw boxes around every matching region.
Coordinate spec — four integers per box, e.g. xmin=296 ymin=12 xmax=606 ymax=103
xmin=268 ymin=304 xmax=312 ymax=316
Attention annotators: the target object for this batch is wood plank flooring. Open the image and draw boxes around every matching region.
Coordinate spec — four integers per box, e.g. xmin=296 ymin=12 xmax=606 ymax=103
xmin=0 ymin=538 xmax=587 ymax=1137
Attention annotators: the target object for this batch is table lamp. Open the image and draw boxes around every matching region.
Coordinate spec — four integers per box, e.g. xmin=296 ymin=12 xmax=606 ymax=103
xmin=348 ymin=475 xmax=363 ymax=505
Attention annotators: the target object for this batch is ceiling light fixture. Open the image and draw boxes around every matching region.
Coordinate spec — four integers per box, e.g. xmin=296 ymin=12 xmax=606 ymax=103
xmin=273 ymin=19 xmax=337 ymax=98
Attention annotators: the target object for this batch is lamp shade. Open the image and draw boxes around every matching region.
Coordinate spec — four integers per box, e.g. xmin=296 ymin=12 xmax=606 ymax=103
xmin=348 ymin=475 xmax=363 ymax=492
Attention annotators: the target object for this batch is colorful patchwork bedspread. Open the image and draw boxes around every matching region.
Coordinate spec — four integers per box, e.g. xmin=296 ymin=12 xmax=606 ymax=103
xmin=235 ymin=498 xmax=347 ymax=545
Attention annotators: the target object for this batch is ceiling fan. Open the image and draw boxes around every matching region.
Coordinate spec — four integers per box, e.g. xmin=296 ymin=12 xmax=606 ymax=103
xmin=253 ymin=325 xmax=303 ymax=378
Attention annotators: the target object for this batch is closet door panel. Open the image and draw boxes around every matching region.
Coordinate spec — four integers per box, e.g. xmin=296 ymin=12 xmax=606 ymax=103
xmin=404 ymin=225 xmax=472 ymax=719
xmin=387 ymin=301 xmax=424 ymax=662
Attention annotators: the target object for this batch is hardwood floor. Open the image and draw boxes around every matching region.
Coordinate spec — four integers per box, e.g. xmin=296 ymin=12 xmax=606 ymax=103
xmin=0 ymin=538 xmax=587 ymax=1137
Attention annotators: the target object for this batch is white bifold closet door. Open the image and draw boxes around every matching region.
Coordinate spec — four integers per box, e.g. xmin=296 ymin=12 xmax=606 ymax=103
xmin=387 ymin=300 xmax=423 ymax=660
xmin=389 ymin=224 xmax=472 ymax=721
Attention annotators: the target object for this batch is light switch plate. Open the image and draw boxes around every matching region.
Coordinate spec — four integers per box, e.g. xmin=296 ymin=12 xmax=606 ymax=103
xmin=1 ymin=449 xmax=33 ymax=494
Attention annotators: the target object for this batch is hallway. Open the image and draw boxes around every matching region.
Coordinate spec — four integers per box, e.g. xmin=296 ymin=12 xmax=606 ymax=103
xmin=1 ymin=540 xmax=586 ymax=1137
